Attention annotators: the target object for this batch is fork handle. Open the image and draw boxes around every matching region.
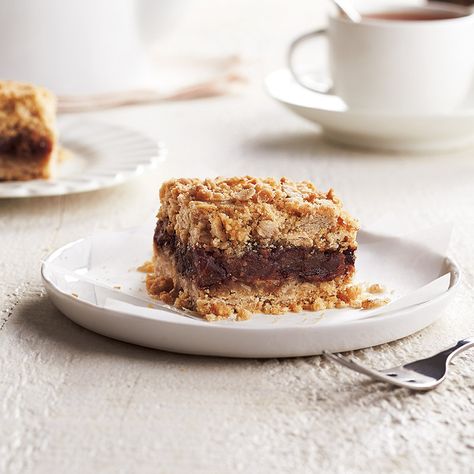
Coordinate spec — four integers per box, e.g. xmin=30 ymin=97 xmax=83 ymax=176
xmin=441 ymin=337 xmax=474 ymax=363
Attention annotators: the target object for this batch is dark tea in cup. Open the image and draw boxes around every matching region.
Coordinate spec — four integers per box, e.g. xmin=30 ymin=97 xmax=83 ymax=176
xmin=364 ymin=9 xmax=467 ymax=21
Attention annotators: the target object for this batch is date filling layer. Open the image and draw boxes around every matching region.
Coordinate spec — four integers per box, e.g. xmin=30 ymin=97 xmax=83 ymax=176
xmin=0 ymin=131 xmax=53 ymax=158
xmin=154 ymin=220 xmax=355 ymax=289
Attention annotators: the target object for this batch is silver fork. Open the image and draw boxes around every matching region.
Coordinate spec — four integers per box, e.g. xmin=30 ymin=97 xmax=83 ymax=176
xmin=323 ymin=337 xmax=474 ymax=391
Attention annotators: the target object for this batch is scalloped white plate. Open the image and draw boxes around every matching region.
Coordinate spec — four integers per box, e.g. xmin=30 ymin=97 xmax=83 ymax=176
xmin=41 ymin=226 xmax=460 ymax=358
xmin=0 ymin=118 xmax=165 ymax=198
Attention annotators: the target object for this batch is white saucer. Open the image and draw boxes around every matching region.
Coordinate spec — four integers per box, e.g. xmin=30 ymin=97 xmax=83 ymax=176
xmin=0 ymin=118 xmax=166 ymax=198
xmin=265 ymin=69 xmax=474 ymax=153
xmin=41 ymin=226 xmax=460 ymax=358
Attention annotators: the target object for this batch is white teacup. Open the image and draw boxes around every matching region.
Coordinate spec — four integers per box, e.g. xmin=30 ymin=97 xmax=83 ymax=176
xmin=288 ymin=3 xmax=474 ymax=114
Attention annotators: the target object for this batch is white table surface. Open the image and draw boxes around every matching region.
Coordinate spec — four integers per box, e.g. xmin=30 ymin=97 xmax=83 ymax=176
xmin=1 ymin=1 xmax=474 ymax=473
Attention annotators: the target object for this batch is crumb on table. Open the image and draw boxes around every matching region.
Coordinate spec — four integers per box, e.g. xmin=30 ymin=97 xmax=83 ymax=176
xmin=137 ymin=261 xmax=154 ymax=273
xmin=367 ymin=283 xmax=385 ymax=294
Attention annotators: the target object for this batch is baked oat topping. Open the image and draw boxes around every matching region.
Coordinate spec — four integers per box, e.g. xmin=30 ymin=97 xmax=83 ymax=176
xmin=157 ymin=176 xmax=359 ymax=254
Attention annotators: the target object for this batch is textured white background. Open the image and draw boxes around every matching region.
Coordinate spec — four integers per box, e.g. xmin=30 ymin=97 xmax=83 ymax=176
xmin=1 ymin=1 xmax=474 ymax=473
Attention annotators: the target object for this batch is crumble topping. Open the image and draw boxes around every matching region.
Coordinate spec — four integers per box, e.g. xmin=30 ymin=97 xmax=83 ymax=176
xmin=0 ymin=81 xmax=57 ymax=146
xmin=157 ymin=177 xmax=359 ymax=254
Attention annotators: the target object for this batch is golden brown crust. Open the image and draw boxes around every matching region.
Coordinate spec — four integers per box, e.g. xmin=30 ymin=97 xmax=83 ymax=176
xmin=0 ymin=81 xmax=56 ymax=136
xmin=0 ymin=81 xmax=57 ymax=181
xmin=157 ymin=177 xmax=359 ymax=254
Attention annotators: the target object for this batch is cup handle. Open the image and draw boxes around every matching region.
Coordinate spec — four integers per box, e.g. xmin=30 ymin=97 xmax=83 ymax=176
xmin=287 ymin=28 xmax=333 ymax=94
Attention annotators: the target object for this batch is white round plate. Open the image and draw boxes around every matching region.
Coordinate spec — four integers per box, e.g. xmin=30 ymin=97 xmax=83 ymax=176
xmin=0 ymin=118 xmax=165 ymax=198
xmin=41 ymin=226 xmax=460 ymax=358
xmin=265 ymin=69 xmax=474 ymax=153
